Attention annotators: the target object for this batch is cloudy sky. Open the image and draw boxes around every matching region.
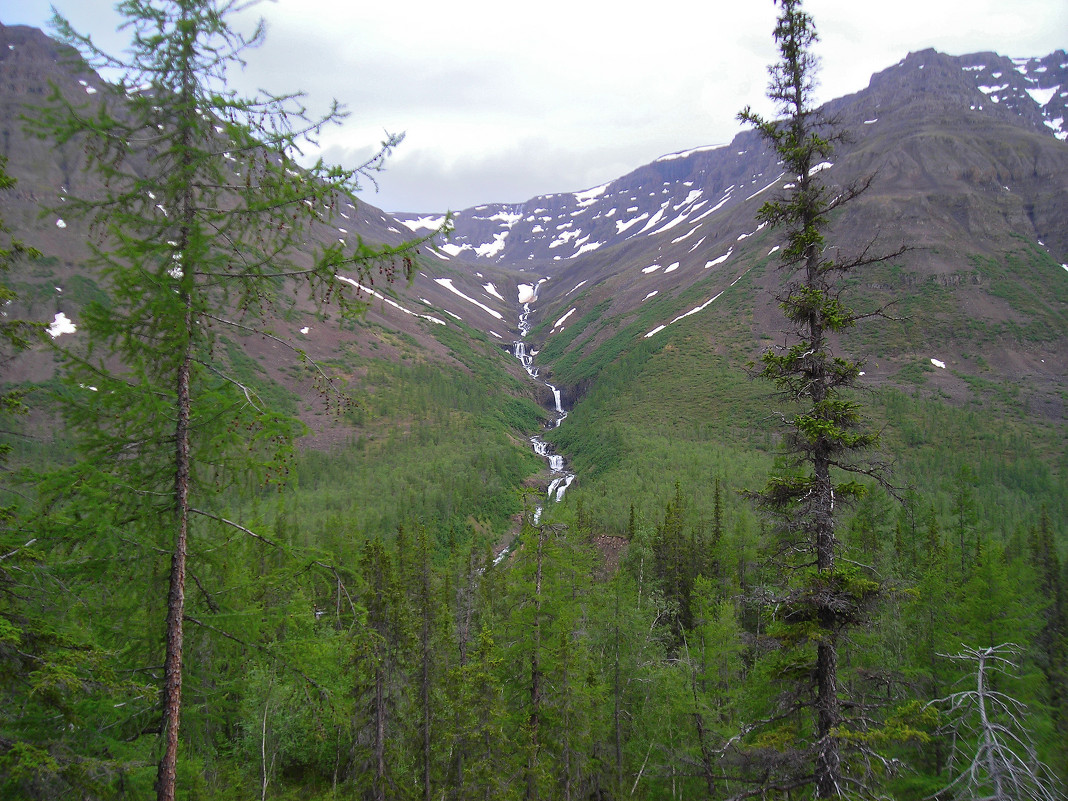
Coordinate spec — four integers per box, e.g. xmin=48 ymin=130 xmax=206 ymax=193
xmin=3 ymin=0 xmax=1066 ymax=212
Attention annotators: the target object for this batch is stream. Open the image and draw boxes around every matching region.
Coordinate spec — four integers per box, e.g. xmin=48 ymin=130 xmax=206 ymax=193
xmin=490 ymin=288 xmax=576 ymax=567
xmin=513 ymin=285 xmax=575 ymax=523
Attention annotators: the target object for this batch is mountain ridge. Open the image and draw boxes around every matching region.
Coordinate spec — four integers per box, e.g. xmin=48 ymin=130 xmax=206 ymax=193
xmin=398 ymin=47 xmax=1067 ymax=268
xmin=3 ymin=23 xmax=1066 ymax=426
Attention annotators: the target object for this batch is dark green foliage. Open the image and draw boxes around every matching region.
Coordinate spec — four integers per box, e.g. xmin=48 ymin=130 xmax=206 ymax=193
xmin=23 ymin=2 xmax=437 ymax=798
xmin=735 ymin=0 xmax=911 ymax=795
xmin=1 ymin=5 xmax=1066 ymax=801
xmin=1 ymin=156 xmax=124 ymax=798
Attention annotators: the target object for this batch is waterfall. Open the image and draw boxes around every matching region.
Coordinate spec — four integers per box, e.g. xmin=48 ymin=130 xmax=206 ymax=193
xmin=510 ymin=288 xmax=576 ymax=516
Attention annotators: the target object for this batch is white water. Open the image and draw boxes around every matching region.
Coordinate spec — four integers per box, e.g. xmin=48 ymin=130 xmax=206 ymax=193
xmin=511 ymin=288 xmax=576 ymax=522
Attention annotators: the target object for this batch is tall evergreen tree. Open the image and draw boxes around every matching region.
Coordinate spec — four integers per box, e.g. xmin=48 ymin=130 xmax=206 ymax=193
xmin=738 ymin=0 xmax=904 ymax=795
xmin=28 ymin=3 xmax=438 ymax=798
xmin=352 ymin=536 xmax=410 ymax=801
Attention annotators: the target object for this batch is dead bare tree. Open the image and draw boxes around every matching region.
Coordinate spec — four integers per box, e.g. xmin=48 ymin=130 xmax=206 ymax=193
xmin=929 ymin=643 xmax=1066 ymax=801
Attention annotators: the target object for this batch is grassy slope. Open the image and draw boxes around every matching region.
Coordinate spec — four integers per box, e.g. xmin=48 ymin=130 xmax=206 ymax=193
xmin=537 ymin=241 xmax=1067 ymax=547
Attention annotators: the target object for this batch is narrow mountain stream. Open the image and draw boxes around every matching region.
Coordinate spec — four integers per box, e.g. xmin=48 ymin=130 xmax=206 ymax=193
xmin=513 ymin=283 xmax=575 ymax=523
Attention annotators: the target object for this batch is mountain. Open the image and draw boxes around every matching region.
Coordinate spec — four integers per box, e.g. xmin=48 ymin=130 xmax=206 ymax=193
xmin=403 ymin=48 xmax=1067 ymax=269
xmin=3 ymin=21 xmax=1066 ymax=428
xmin=395 ymin=47 xmax=1068 ymax=416
xmin=0 ymin=22 xmax=527 ymax=427
xmin=3 ymin=20 xmax=1067 ymax=799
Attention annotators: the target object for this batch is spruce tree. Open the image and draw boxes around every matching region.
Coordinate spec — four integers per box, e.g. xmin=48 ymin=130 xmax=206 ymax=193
xmin=738 ymin=0 xmax=904 ymax=795
xmin=28 ymin=2 xmax=437 ymax=798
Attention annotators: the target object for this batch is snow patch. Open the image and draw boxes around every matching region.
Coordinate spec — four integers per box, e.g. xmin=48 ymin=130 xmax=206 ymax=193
xmin=549 ymin=228 xmax=582 ymax=249
xmin=566 ymin=280 xmax=587 ymax=296
xmin=434 ymin=278 xmax=503 ymax=319
xmin=552 ymin=308 xmax=577 ymax=330
xmin=474 ymin=231 xmax=509 ymax=258
xmin=644 ymin=291 xmax=725 ymax=338
xmin=705 ymin=248 xmax=733 ymax=268
xmin=573 ymin=183 xmax=609 ymax=207
xmin=675 ymin=189 xmax=704 ymax=208
xmin=745 ymin=174 xmax=784 ymax=201
xmin=643 ymin=291 xmax=659 ymax=301
xmin=615 ymin=213 xmax=649 ymax=235
xmin=672 ymin=225 xmax=702 ymax=244
xmin=400 ymin=215 xmax=447 ymax=232
xmin=483 ymin=209 xmax=524 ymax=226
xmin=652 ymin=211 xmax=694 ymax=235
xmin=55 ymin=219 xmax=66 ymax=228
xmin=48 ymin=312 xmax=76 ymax=338
xmin=573 ymin=241 xmax=604 ymax=257
xmin=656 ymin=144 xmax=726 ymax=161
xmin=1026 ymin=86 xmax=1059 ymax=106
xmin=737 ymin=222 xmax=767 ymax=241
xmin=300 ymin=326 xmax=310 ymax=335
xmin=930 ymin=358 xmax=946 ymax=369
xmin=636 ymin=206 xmax=667 ymax=235
xmin=483 ymin=282 xmax=505 ymax=301
xmin=336 ymin=275 xmax=446 ymax=325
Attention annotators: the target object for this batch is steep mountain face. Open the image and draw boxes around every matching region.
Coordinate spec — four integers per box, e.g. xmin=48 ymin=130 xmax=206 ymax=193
xmin=3 ymin=21 xmax=1067 ymax=426
xmin=405 ymin=48 xmax=1066 ymax=270
xmin=396 ymin=48 xmax=1068 ymax=418
xmin=0 ymin=22 xmax=526 ymax=413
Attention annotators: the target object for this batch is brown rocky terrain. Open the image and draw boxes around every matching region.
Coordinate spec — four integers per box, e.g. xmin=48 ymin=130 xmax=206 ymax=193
xmin=3 ymin=21 xmax=1066 ymax=433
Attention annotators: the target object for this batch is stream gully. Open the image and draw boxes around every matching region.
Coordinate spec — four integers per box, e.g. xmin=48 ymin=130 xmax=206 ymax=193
xmin=514 ymin=283 xmax=575 ymax=524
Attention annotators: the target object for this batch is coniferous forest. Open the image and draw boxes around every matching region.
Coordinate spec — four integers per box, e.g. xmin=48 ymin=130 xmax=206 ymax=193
xmin=1 ymin=1 xmax=1066 ymax=800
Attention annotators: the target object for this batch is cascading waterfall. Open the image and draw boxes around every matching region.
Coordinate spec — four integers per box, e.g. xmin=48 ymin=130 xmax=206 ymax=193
xmin=511 ymin=286 xmax=575 ymax=521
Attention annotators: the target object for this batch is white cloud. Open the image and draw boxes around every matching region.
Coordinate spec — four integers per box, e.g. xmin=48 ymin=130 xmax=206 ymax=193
xmin=10 ymin=0 xmax=1067 ymax=212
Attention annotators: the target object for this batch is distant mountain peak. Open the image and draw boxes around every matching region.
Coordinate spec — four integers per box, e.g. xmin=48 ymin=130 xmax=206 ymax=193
xmin=396 ymin=48 xmax=1065 ymax=274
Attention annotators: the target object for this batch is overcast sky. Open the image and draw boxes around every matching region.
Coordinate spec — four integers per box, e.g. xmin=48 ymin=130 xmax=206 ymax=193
xmin=3 ymin=0 xmax=1066 ymax=212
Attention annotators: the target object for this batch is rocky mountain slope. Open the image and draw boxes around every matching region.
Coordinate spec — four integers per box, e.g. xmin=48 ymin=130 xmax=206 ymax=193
xmin=0 ymin=22 xmax=526 ymax=421
xmin=3 ymin=19 xmax=1067 ymax=424
xmin=396 ymin=47 xmax=1068 ymax=418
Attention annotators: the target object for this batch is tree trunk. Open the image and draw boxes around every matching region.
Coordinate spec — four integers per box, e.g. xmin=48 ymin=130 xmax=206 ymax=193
xmin=814 ymin=637 xmax=840 ymax=797
xmin=156 ymin=17 xmax=196 ymax=799
xmin=156 ymin=319 xmax=193 ymax=801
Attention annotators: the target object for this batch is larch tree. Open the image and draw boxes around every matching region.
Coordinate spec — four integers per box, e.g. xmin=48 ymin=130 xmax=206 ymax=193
xmin=27 ymin=2 xmax=439 ymax=799
xmin=737 ymin=0 xmax=905 ymax=796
